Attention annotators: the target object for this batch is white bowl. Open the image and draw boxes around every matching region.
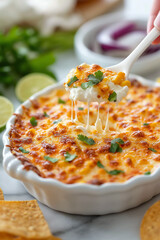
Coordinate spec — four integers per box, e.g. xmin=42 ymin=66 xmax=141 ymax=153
xmin=75 ymin=12 xmax=160 ymax=75
xmin=3 ymin=75 xmax=160 ymax=215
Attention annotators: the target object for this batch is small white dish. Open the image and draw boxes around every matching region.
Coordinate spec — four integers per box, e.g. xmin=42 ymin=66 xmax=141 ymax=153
xmin=3 ymin=75 xmax=160 ymax=215
xmin=75 ymin=12 xmax=160 ymax=75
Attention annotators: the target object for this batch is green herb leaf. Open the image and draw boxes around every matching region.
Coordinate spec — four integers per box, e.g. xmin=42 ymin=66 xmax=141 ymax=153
xmin=108 ymin=92 xmax=117 ymax=102
xmin=77 ymin=134 xmax=95 ymax=145
xmin=81 ymin=81 xmax=94 ymax=89
xmin=148 ymin=147 xmax=157 ymax=152
xmin=30 ymin=117 xmax=37 ymax=126
xmin=94 ymin=70 xmax=104 ymax=80
xmin=44 ymin=156 xmax=59 ymax=163
xmin=97 ymin=161 xmax=124 ymax=175
xmin=78 ymin=107 xmax=84 ymax=110
xmin=53 ymin=119 xmax=62 ymax=124
xmin=108 ymin=169 xmax=124 ymax=175
xmin=58 ymin=98 xmax=66 ymax=104
xmin=64 ymin=152 xmax=77 ymax=162
xmin=81 ymin=70 xmax=104 ymax=89
xmin=44 ymin=112 xmax=49 ymax=117
xmin=19 ymin=147 xmax=29 ymax=153
xmin=144 ymin=171 xmax=151 ymax=175
xmin=143 ymin=123 xmax=149 ymax=126
xmin=110 ymin=138 xmax=124 ymax=153
xmin=30 ymin=52 xmax=56 ymax=70
xmin=97 ymin=161 xmax=105 ymax=169
xmin=111 ymin=138 xmax=124 ymax=145
xmin=67 ymin=76 xmax=78 ymax=87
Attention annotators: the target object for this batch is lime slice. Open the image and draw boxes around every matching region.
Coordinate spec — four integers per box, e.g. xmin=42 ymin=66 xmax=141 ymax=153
xmin=15 ymin=73 xmax=56 ymax=102
xmin=0 ymin=96 xmax=14 ymax=128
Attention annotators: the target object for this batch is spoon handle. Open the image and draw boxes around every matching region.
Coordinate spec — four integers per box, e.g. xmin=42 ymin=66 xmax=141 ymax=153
xmin=122 ymin=12 xmax=160 ymax=77
xmin=123 ymin=27 xmax=159 ymax=77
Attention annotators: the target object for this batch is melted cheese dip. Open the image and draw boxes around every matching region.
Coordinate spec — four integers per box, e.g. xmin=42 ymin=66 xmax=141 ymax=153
xmin=9 ymin=79 xmax=160 ymax=185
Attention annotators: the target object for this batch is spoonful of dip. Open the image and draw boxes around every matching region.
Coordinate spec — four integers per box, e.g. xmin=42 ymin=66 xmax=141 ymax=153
xmin=64 ymin=13 xmax=160 ymax=131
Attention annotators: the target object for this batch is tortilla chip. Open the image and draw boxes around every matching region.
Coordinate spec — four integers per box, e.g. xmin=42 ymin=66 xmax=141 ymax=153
xmin=0 ymin=232 xmax=22 ymax=239
xmin=0 ymin=188 xmax=4 ymax=200
xmin=0 ymin=232 xmax=61 ymax=240
xmin=140 ymin=201 xmax=160 ymax=240
xmin=0 ymin=200 xmax=51 ymax=239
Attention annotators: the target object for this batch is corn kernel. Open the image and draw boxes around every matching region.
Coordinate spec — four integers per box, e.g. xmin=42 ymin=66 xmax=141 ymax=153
xmin=121 ymin=80 xmax=131 ymax=87
xmin=79 ymin=167 xmax=90 ymax=175
xmin=112 ymin=72 xmax=125 ymax=84
xmin=58 ymin=161 xmax=68 ymax=168
xmin=68 ymin=166 xmax=76 ymax=173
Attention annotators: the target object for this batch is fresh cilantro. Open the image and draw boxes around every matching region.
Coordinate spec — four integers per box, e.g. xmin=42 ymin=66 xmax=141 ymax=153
xmin=108 ymin=92 xmax=117 ymax=102
xmin=81 ymin=81 xmax=94 ymax=89
xmin=44 ymin=156 xmax=59 ymax=163
xmin=109 ymin=138 xmax=124 ymax=153
xmin=53 ymin=119 xmax=62 ymax=124
xmin=64 ymin=152 xmax=77 ymax=162
xmin=67 ymin=76 xmax=78 ymax=87
xmin=81 ymin=70 xmax=104 ymax=89
xmin=44 ymin=112 xmax=49 ymax=117
xmin=58 ymin=98 xmax=66 ymax=104
xmin=97 ymin=161 xmax=124 ymax=175
xmin=148 ymin=147 xmax=157 ymax=152
xmin=108 ymin=170 xmax=124 ymax=175
xmin=19 ymin=147 xmax=29 ymax=153
xmin=143 ymin=123 xmax=149 ymax=126
xmin=0 ymin=26 xmax=76 ymax=90
xmin=30 ymin=117 xmax=37 ymax=126
xmin=97 ymin=161 xmax=105 ymax=169
xmin=77 ymin=134 xmax=95 ymax=145
xmin=78 ymin=107 xmax=84 ymax=110
xmin=144 ymin=171 xmax=151 ymax=175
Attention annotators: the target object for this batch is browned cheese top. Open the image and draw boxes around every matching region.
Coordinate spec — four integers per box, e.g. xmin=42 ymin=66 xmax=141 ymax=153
xmin=9 ymin=79 xmax=160 ymax=185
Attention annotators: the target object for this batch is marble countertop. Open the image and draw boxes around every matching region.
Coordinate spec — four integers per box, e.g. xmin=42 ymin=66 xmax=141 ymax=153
xmin=1 ymin=1 xmax=160 ymax=237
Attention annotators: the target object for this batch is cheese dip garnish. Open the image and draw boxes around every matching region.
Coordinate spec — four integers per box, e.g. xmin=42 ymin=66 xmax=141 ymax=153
xmin=9 ymin=79 xmax=160 ymax=185
xmin=64 ymin=63 xmax=130 ymax=131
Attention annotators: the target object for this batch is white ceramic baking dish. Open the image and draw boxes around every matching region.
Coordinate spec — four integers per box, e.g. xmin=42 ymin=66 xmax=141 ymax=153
xmin=3 ymin=74 xmax=160 ymax=215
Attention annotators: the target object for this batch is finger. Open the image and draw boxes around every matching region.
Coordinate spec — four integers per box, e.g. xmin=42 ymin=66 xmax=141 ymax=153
xmin=147 ymin=0 xmax=160 ymax=44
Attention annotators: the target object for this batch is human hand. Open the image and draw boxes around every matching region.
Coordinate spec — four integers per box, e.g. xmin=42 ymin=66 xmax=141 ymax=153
xmin=147 ymin=0 xmax=160 ymax=44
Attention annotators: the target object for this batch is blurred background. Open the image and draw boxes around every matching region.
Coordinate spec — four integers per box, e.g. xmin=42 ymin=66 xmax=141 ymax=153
xmin=0 ymin=0 xmax=159 ymax=91
xmin=0 ymin=0 xmax=160 ymax=156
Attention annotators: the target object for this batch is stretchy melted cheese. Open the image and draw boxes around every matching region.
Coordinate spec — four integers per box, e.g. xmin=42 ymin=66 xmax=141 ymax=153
xmin=65 ymin=64 xmax=130 ymax=131
xmin=9 ymin=79 xmax=160 ymax=185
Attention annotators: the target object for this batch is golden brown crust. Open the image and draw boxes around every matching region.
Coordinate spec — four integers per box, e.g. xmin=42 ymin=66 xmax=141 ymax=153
xmin=9 ymin=80 xmax=160 ymax=185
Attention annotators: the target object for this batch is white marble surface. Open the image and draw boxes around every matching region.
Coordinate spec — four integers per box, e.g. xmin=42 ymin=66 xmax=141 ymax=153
xmin=1 ymin=0 xmax=160 ymax=238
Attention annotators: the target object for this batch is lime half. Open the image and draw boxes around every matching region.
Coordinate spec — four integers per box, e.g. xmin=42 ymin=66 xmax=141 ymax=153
xmin=15 ymin=73 xmax=56 ymax=102
xmin=0 ymin=96 xmax=14 ymax=128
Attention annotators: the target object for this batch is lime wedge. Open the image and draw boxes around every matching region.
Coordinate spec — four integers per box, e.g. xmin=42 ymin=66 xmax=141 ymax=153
xmin=15 ymin=73 xmax=56 ymax=102
xmin=0 ymin=96 xmax=14 ymax=128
